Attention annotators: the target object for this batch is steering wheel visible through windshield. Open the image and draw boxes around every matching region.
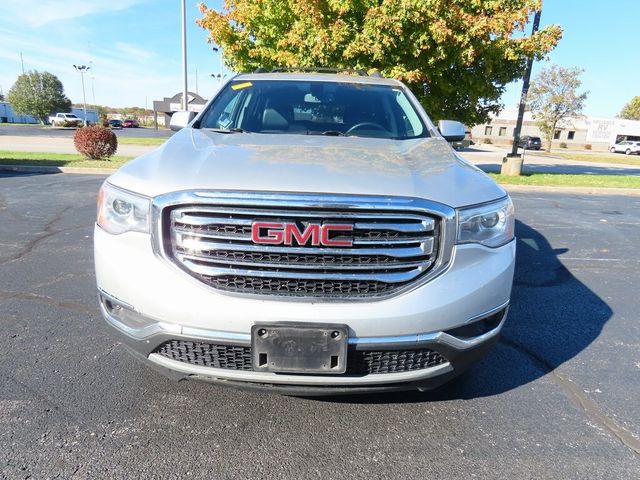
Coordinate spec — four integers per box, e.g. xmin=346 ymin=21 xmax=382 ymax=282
xmin=198 ymin=79 xmax=429 ymax=140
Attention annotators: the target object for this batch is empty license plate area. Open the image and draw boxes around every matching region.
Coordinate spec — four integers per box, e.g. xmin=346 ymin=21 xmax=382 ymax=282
xmin=251 ymin=324 xmax=348 ymax=374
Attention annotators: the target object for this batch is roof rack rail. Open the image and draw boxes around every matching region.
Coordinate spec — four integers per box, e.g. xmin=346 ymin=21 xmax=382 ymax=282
xmin=261 ymin=67 xmax=373 ymax=77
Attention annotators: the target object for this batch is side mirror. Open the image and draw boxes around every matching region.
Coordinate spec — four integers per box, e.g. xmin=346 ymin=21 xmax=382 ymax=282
xmin=438 ymin=120 xmax=466 ymax=143
xmin=170 ymin=110 xmax=196 ymax=131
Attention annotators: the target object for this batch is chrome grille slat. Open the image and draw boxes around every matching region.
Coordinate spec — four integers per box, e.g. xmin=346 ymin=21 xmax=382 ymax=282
xmin=180 ymin=259 xmax=427 ymax=282
xmin=176 ymin=252 xmax=427 ymax=271
xmin=176 ymin=237 xmax=432 ymax=257
xmin=173 ymin=227 xmax=434 ymax=247
xmin=175 ymin=207 xmax=433 ymax=224
xmin=162 ymin=194 xmax=446 ymax=299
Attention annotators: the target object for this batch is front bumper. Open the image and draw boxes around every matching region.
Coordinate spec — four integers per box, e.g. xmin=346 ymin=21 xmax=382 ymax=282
xmin=95 ymin=224 xmax=515 ymax=394
xmin=99 ymin=290 xmax=507 ymax=394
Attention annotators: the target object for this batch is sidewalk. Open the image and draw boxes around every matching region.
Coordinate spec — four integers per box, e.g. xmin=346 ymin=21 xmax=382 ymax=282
xmin=459 ymin=145 xmax=640 ymax=176
xmin=0 ymin=135 xmax=157 ymax=157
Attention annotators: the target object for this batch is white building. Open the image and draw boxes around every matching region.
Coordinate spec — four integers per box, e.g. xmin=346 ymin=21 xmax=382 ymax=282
xmin=0 ymin=102 xmax=98 ymax=125
xmin=471 ymin=108 xmax=640 ymax=151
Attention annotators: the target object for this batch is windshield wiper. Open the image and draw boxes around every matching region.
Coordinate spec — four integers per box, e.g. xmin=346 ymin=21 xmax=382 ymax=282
xmin=306 ymin=130 xmax=350 ymax=137
xmin=207 ymin=127 xmax=247 ymax=134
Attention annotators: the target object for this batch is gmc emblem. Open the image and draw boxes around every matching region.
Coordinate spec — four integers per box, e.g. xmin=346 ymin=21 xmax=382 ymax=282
xmin=251 ymin=222 xmax=353 ymax=247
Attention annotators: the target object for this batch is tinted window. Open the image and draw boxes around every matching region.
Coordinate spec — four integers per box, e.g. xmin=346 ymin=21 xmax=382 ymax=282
xmin=199 ymin=80 xmax=429 ymax=139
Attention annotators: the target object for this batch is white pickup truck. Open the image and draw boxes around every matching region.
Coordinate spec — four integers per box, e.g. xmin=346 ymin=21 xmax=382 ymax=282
xmin=48 ymin=112 xmax=84 ymax=127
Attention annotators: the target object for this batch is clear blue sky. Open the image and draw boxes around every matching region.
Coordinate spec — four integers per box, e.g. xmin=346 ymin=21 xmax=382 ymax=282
xmin=0 ymin=0 xmax=637 ymax=117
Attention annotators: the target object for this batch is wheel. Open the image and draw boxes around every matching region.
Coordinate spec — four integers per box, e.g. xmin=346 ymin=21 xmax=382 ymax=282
xmin=610 ymin=147 xmax=616 ymax=153
xmin=625 ymin=149 xmax=631 ymax=155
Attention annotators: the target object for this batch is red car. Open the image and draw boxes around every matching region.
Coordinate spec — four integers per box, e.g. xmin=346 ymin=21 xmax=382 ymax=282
xmin=122 ymin=119 xmax=139 ymax=128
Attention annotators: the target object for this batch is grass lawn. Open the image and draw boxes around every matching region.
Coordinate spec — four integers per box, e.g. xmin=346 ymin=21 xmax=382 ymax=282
xmin=0 ymin=151 xmax=131 ymax=169
xmin=489 ymin=173 xmax=640 ymax=189
xmin=116 ymin=137 xmax=167 ymax=146
xmin=527 ymin=150 xmax=640 ymax=166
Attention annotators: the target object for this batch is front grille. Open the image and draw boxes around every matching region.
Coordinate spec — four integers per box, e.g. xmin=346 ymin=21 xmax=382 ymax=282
xmin=153 ymin=340 xmax=447 ymax=375
xmin=162 ymin=194 xmax=446 ymax=299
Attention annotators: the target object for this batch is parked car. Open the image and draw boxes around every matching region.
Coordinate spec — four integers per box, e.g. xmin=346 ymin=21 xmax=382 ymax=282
xmin=517 ymin=136 xmax=542 ymax=150
xmin=609 ymin=140 xmax=640 ymax=155
xmin=122 ymin=119 xmax=139 ymax=128
xmin=95 ymin=70 xmax=515 ymax=395
xmin=108 ymin=119 xmax=123 ymax=129
xmin=452 ymin=128 xmax=472 ymax=150
xmin=48 ymin=112 xmax=83 ymax=127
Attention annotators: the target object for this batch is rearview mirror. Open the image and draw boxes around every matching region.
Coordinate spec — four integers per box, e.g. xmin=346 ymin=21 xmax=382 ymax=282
xmin=438 ymin=120 xmax=466 ymax=143
xmin=170 ymin=110 xmax=196 ymax=131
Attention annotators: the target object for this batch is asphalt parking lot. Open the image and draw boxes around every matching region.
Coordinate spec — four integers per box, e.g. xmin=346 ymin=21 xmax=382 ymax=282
xmin=1 ymin=173 xmax=639 ymax=479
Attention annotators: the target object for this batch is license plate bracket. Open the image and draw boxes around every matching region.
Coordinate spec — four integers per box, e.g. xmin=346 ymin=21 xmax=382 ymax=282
xmin=251 ymin=324 xmax=348 ymax=374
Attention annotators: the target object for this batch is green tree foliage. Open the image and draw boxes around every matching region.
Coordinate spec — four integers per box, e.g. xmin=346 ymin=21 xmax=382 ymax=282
xmin=619 ymin=96 xmax=640 ymax=120
xmin=527 ymin=64 xmax=588 ymax=151
xmin=197 ymin=0 xmax=562 ymax=125
xmin=7 ymin=71 xmax=71 ymax=123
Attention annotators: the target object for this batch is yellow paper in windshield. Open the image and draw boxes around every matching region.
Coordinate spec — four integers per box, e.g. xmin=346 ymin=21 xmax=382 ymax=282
xmin=231 ymin=82 xmax=253 ymax=90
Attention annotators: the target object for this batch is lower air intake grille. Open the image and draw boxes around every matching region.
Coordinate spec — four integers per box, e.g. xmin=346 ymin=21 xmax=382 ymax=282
xmin=347 ymin=349 xmax=447 ymax=374
xmin=155 ymin=340 xmax=253 ymax=371
xmin=153 ymin=341 xmax=447 ymax=375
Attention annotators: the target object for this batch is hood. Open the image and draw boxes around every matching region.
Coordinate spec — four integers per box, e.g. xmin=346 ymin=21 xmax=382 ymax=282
xmin=109 ymin=128 xmax=505 ymax=208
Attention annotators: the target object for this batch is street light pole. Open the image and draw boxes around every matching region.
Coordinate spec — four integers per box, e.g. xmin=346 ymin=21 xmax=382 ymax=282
xmin=73 ymin=64 xmax=90 ymax=125
xmin=181 ymin=0 xmax=188 ymax=111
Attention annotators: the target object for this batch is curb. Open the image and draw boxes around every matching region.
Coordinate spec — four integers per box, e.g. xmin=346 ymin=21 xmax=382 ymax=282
xmin=501 ymin=184 xmax=640 ymax=196
xmin=0 ymin=164 xmax=116 ymax=175
xmin=2 ymin=164 xmax=639 ymax=196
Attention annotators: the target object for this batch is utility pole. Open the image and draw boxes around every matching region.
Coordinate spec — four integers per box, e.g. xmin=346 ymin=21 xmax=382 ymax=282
xmin=503 ymin=9 xmax=541 ymax=175
xmin=73 ymin=64 xmax=90 ymax=124
xmin=181 ymin=0 xmax=188 ymax=111
xmin=20 ymin=52 xmax=25 ymax=74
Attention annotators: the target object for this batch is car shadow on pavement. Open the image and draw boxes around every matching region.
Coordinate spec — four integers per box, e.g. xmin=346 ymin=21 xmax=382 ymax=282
xmin=326 ymin=219 xmax=613 ymax=404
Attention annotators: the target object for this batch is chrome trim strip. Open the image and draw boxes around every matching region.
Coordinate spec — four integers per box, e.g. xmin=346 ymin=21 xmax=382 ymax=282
xmin=349 ymin=302 xmax=509 ymax=349
xmin=174 ymin=209 xmax=435 ymax=227
xmin=148 ymin=354 xmax=453 ymax=386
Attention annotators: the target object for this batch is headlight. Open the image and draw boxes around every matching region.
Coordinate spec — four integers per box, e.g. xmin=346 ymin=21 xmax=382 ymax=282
xmin=456 ymin=197 xmax=514 ymax=248
xmin=97 ymin=182 xmax=150 ymax=234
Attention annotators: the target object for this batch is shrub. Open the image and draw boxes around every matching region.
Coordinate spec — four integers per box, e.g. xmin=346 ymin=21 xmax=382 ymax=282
xmin=559 ymin=142 xmax=568 ymax=148
xmin=584 ymin=144 xmax=592 ymax=150
xmin=73 ymin=125 xmax=117 ymax=160
xmin=483 ymin=138 xmax=493 ymax=144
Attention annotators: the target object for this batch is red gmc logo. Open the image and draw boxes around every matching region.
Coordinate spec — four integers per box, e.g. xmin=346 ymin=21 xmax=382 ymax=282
xmin=251 ymin=222 xmax=353 ymax=247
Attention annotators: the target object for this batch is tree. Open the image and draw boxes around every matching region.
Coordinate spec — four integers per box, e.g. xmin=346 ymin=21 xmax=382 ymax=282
xmin=7 ymin=71 xmax=71 ymax=124
xmin=527 ymin=64 xmax=588 ymax=151
xmin=619 ymin=96 xmax=640 ymax=120
xmin=197 ymin=0 xmax=562 ymax=125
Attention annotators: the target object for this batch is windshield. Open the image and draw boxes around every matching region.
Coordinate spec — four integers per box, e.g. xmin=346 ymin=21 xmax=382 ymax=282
xmin=198 ymin=80 xmax=429 ymax=139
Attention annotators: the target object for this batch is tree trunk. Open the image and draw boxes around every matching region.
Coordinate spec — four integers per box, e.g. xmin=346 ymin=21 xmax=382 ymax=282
xmin=546 ymin=121 xmax=557 ymax=152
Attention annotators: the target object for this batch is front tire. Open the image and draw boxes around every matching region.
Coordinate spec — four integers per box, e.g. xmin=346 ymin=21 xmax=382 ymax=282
xmin=625 ymin=149 xmax=631 ymax=155
xmin=610 ymin=147 xmax=616 ymax=153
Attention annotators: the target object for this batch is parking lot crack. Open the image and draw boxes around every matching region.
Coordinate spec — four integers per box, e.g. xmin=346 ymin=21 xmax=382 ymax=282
xmin=500 ymin=336 xmax=640 ymax=456
xmin=0 ymin=205 xmax=72 ymax=266
xmin=0 ymin=290 xmax=95 ymax=315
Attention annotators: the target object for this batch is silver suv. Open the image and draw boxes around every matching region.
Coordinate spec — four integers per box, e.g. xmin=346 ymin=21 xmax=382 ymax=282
xmin=95 ymin=71 xmax=515 ymax=394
